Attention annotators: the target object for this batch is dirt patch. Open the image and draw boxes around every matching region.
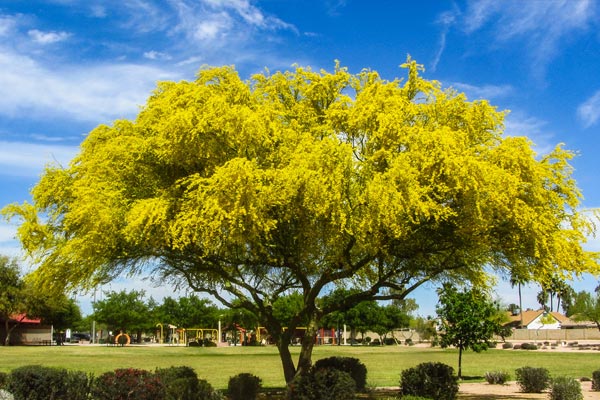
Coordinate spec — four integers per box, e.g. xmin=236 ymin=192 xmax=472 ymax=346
xmin=459 ymin=380 xmax=596 ymax=399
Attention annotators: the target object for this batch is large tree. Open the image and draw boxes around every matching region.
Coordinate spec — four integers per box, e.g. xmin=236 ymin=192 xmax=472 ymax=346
xmin=3 ymin=60 xmax=598 ymax=383
xmin=93 ymin=290 xmax=152 ymax=342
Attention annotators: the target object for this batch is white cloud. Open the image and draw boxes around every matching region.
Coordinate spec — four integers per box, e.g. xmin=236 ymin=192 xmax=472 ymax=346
xmin=0 ymin=48 xmax=179 ymax=123
xmin=450 ymin=82 xmax=513 ymax=100
xmin=577 ymin=90 xmax=600 ymax=128
xmin=503 ymin=112 xmax=554 ymax=155
xmin=170 ymin=0 xmax=296 ymax=50
xmin=0 ymin=15 xmax=18 ymax=36
xmin=143 ymin=50 xmax=172 ymax=60
xmin=0 ymin=141 xmax=79 ymax=177
xmin=28 ymin=29 xmax=71 ymax=44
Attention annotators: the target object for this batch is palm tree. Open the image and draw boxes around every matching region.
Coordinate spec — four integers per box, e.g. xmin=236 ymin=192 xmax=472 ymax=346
xmin=510 ymin=274 xmax=527 ymax=328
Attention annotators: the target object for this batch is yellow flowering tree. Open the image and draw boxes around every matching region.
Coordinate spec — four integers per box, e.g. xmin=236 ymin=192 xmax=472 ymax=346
xmin=3 ymin=59 xmax=598 ymax=383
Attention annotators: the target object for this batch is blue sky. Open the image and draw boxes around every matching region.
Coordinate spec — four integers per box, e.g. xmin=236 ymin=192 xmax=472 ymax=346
xmin=1 ymin=0 xmax=600 ymax=317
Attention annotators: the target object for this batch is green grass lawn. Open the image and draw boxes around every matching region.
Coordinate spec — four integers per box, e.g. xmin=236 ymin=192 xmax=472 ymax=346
xmin=0 ymin=344 xmax=598 ymax=390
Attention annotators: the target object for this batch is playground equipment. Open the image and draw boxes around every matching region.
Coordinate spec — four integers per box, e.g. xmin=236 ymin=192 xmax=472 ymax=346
xmin=114 ymin=331 xmax=131 ymax=346
xmin=156 ymin=323 xmax=179 ymax=344
xmin=184 ymin=328 xmax=218 ymax=346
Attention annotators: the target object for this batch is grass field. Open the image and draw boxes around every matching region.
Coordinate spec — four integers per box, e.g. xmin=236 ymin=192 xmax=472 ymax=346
xmin=0 ymin=344 xmax=598 ymax=390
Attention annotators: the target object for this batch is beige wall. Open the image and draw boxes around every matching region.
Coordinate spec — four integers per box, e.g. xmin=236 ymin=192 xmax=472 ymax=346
xmin=503 ymin=328 xmax=600 ymax=342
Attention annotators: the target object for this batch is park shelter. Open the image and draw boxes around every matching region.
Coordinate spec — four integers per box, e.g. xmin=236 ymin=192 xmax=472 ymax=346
xmin=0 ymin=314 xmax=53 ymax=345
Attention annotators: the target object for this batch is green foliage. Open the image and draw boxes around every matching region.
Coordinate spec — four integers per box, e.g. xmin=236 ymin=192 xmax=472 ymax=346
xmin=515 ymin=366 xmax=550 ymax=393
xmin=520 ymin=343 xmax=538 ymax=350
xmin=93 ymin=290 xmax=152 ymax=336
xmin=484 ymin=371 xmax=510 ymax=384
xmin=155 ymin=366 xmax=214 ymax=400
xmin=549 ymin=376 xmax=583 ymax=400
xmin=287 ymin=368 xmax=356 ymax=400
xmin=313 ymin=356 xmax=367 ymax=391
xmin=399 ymin=362 xmax=458 ymax=400
xmin=92 ymin=368 xmax=165 ymax=400
xmin=570 ymin=290 xmax=600 ymax=331
xmin=227 ymin=373 xmax=261 ymax=400
xmin=0 ymin=372 xmax=7 ymax=389
xmin=399 ymin=396 xmax=430 ymax=400
xmin=7 ymin=365 xmax=91 ymax=400
xmin=436 ymin=284 xmax=505 ymax=378
xmin=502 ymin=342 xmax=513 ymax=349
xmin=154 ymin=296 xmax=220 ymax=329
xmin=592 ymin=369 xmax=600 ymax=391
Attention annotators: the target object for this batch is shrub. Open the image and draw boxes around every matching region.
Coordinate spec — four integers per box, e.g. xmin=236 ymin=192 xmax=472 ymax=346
xmin=227 ymin=373 xmax=261 ymax=400
xmin=592 ymin=370 xmax=600 ymax=391
xmin=287 ymin=368 xmax=356 ymax=400
xmin=92 ymin=368 xmax=165 ymax=400
xmin=502 ymin=342 xmax=513 ymax=349
xmin=7 ymin=365 xmax=91 ymax=400
xmin=515 ymin=366 xmax=550 ymax=393
xmin=0 ymin=373 xmax=7 ymax=389
xmin=405 ymin=338 xmax=413 ymax=346
xmin=203 ymin=338 xmax=217 ymax=347
xmin=155 ymin=366 xmax=218 ymax=400
xmin=549 ymin=377 xmax=583 ymax=400
xmin=513 ymin=344 xmax=522 ymax=350
xmin=399 ymin=362 xmax=458 ymax=400
xmin=399 ymin=397 xmax=430 ymax=400
xmin=313 ymin=356 xmax=367 ymax=391
xmin=520 ymin=343 xmax=538 ymax=350
xmin=484 ymin=371 xmax=510 ymax=385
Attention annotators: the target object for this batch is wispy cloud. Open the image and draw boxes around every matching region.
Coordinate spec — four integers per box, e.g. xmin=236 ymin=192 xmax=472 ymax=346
xmin=170 ymin=0 xmax=297 ymax=48
xmin=431 ymin=7 xmax=458 ymax=72
xmin=503 ymin=112 xmax=554 ymax=155
xmin=577 ymin=90 xmax=600 ymax=128
xmin=436 ymin=0 xmax=597 ymax=80
xmin=450 ymin=82 xmax=513 ymax=100
xmin=0 ymin=141 xmax=79 ymax=177
xmin=0 ymin=48 xmax=179 ymax=122
xmin=28 ymin=29 xmax=70 ymax=44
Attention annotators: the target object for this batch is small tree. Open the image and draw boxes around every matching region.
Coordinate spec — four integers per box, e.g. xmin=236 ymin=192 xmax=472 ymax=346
xmin=570 ymin=290 xmax=600 ymax=331
xmin=0 ymin=256 xmax=27 ymax=346
xmin=436 ymin=284 xmax=505 ymax=379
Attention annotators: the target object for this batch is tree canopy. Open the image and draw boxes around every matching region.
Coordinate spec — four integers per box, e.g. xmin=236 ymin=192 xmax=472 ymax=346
xmin=3 ymin=59 xmax=598 ymax=382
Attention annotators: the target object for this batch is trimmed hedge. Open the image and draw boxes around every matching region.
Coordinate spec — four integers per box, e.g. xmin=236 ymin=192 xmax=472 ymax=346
xmin=400 ymin=362 xmax=458 ymax=400
xmin=313 ymin=356 xmax=367 ymax=391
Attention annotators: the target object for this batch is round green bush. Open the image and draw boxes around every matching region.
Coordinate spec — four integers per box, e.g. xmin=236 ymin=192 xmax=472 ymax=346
xmin=287 ymin=368 xmax=356 ymax=400
xmin=515 ymin=366 xmax=550 ymax=393
xmin=549 ymin=376 xmax=582 ymax=400
xmin=155 ymin=366 xmax=218 ymax=400
xmin=227 ymin=373 xmax=261 ymax=400
xmin=7 ymin=365 xmax=90 ymax=400
xmin=400 ymin=362 xmax=458 ymax=400
xmin=313 ymin=356 xmax=367 ymax=391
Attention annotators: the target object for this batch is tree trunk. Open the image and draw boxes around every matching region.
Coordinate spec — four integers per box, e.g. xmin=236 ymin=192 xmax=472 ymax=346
xmin=3 ymin=319 xmax=9 ymax=346
xmin=274 ymin=328 xmax=297 ymax=384
xmin=518 ymin=283 xmax=523 ymax=329
xmin=458 ymin=344 xmax=463 ymax=379
xmin=273 ymin=318 xmax=319 ymax=384
xmin=5 ymin=320 xmax=19 ymax=346
xmin=296 ymin=319 xmax=318 ymax=378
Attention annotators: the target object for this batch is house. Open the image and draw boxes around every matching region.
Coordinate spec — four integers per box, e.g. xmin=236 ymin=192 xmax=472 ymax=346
xmin=505 ymin=310 xmax=570 ymax=330
xmin=0 ymin=314 xmax=53 ymax=345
